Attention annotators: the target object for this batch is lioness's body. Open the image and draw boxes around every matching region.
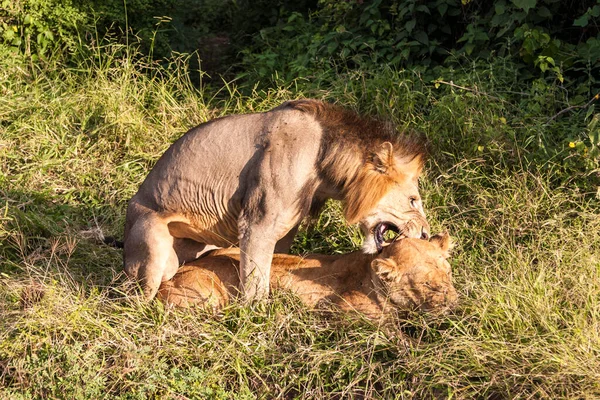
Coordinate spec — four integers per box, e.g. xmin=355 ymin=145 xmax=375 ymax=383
xmin=158 ymin=235 xmax=458 ymax=320
xmin=125 ymin=100 xmax=429 ymax=300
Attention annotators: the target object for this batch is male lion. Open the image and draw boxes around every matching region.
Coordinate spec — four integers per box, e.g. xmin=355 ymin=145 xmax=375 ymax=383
xmin=157 ymin=234 xmax=458 ymax=321
xmin=124 ymin=99 xmax=430 ymax=300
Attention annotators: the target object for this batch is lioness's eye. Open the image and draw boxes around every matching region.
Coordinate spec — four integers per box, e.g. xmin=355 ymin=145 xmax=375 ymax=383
xmin=410 ymin=197 xmax=417 ymax=208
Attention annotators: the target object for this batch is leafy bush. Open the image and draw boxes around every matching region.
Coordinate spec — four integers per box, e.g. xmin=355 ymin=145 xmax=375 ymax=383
xmin=0 ymin=0 xmax=87 ymax=60
xmin=241 ymin=0 xmax=600 ymax=93
xmin=0 ymin=0 xmax=240 ymax=66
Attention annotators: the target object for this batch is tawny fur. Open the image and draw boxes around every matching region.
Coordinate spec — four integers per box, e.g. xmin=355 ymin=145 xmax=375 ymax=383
xmin=124 ymin=99 xmax=429 ymax=300
xmin=158 ymin=234 xmax=458 ymax=322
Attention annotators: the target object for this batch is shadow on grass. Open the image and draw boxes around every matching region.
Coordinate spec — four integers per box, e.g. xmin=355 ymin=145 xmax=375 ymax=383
xmin=1 ymin=188 xmax=126 ymax=287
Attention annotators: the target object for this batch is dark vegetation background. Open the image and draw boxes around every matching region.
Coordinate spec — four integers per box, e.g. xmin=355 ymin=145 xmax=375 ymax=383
xmin=3 ymin=0 xmax=600 ymax=83
xmin=1 ymin=0 xmax=600 ymax=398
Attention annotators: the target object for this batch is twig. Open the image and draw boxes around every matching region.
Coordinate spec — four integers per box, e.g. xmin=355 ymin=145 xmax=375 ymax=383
xmin=495 ymin=90 xmax=531 ymax=97
xmin=434 ymin=80 xmax=505 ymax=102
xmin=545 ymin=93 xmax=600 ymax=125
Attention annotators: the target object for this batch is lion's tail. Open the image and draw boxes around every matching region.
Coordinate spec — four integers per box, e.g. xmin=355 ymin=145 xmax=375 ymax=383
xmin=103 ymin=236 xmax=124 ymax=249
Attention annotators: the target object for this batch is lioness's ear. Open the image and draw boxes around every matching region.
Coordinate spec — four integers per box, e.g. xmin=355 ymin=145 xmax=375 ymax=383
xmin=370 ymin=142 xmax=395 ymax=174
xmin=430 ymin=232 xmax=454 ymax=259
xmin=371 ymin=258 xmax=401 ymax=281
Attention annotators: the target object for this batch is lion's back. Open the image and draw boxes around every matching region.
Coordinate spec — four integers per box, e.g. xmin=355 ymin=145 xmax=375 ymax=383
xmin=133 ymin=106 xmax=323 ymax=210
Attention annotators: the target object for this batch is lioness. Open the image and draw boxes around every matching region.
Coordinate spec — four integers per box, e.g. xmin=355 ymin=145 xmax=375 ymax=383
xmin=125 ymin=99 xmax=430 ymax=300
xmin=157 ymin=234 xmax=457 ymax=320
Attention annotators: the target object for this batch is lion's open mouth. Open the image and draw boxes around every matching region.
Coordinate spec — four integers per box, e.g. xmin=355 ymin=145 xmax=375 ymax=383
xmin=374 ymin=222 xmax=400 ymax=252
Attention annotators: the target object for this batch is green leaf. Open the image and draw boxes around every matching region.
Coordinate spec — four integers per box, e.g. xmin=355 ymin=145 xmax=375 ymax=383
xmin=555 ymin=69 xmax=564 ymax=83
xmin=475 ymin=31 xmax=489 ymax=41
xmin=438 ymin=3 xmax=448 ymax=16
xmin=585 ymin=104 xmax=595 ymax=120
xmin=3 ymin=29 xmax=14 ymax=41
xmin=326 ymin=40 xmax=338 ymax=54
xmin=513 ymin=10 xmax=528 ymax=23
xmin=574 ymin=15 xmax=590 ymax=27
xmin=511 ymin=0 xmax=536 ymax=13
xmin=416 ymin=5 xmax=430 ymax=14
xmin=537 ymin=6 xmax=552 ymax=18
xmin=389 ymin=54 xmax=403 ymax=64
xmin=495 ymin=2 xmax=506 ymax=15
xmin=415 ymin=31 xmax=429 ymax=45
xmin=405 ymin=19 xmax=416 ymax=33
xmin=491 ymin=13 xmax=508 ymax=28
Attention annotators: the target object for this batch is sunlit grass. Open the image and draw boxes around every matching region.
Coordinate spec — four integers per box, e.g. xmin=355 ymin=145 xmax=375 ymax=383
xmin=1 ymin=42 xmax=599 ymax=398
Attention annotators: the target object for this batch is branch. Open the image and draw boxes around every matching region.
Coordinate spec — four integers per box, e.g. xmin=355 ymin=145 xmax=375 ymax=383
xmin=433 ymin=80 xmax=505 ymax=102
xmin=545 ymin=93 xmax=600 ymax=125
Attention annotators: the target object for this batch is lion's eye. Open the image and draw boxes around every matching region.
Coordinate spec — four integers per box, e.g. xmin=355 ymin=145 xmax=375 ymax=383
xmin=410 ymin=197 xmax=417 ymax=208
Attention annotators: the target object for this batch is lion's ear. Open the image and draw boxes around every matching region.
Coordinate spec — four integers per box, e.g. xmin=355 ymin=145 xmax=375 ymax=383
xmin=370 ymin=142 xmax=395 ymax=174
xmin=430 ymin=232 xmax=453 ymax=259
xmin=397 ymin=154 xmax=424 ymax=182
xmin=371 ymin=258 xmax=401 ymax=281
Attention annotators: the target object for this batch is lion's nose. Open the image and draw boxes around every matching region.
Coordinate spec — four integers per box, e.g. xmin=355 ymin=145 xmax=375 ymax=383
xmin=420 ymin=227 xmax=429 ymax=240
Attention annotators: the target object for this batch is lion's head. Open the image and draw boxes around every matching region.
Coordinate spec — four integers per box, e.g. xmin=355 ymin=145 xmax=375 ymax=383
xmin=345 ymin=141 xmax=429 ymax=253
xmin=370 ymin=233 xmax=458 ymax=313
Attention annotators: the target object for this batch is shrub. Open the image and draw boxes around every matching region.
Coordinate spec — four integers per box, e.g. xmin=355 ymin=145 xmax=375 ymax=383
xmin=240 ymin=0 xmax=600 ymax=94
xmin=0 ymin=0 xmax=87 ymax=60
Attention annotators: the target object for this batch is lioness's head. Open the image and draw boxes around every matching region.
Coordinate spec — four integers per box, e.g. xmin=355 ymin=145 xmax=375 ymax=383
xmin=370 ymin=233 xmax=457 ymax=313
xmin=344 ymin=141 xmax=429 ymax=253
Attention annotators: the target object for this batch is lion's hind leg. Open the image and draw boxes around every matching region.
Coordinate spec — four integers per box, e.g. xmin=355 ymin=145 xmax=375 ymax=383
xmin=124 ymin=212 xmax=179 ymax=300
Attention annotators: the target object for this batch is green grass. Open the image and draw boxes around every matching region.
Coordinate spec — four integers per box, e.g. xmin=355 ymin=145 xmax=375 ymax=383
xmin=1 ymin=43 xmax=600 ymax=399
